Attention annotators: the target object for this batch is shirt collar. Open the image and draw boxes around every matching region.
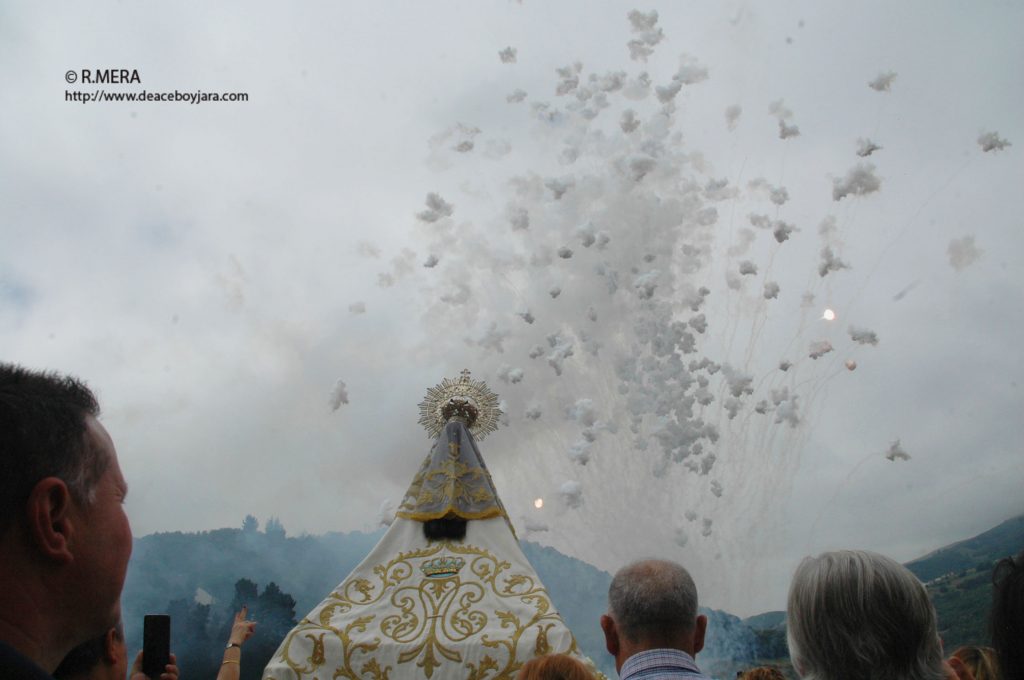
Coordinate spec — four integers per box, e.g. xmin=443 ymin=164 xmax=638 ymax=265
xmin=620 ymin=648 xmax=702 ymax=679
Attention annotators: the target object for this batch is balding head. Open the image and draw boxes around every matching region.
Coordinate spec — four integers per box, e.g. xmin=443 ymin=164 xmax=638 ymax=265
xmin=600 ymin=559 xmax=707 ymax=671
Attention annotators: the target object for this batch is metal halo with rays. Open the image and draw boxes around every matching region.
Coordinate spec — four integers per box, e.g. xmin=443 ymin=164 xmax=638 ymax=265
xmin=417 ymin=369 xmax=502 ymax=440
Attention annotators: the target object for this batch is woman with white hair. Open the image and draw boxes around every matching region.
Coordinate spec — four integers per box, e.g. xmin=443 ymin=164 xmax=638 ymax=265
xmin=786 ymin=550 xmax=952 ymax=680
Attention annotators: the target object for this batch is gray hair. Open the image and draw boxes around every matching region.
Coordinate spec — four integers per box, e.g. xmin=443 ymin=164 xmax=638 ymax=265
xmin=608 ymin=559 xmax=699 ymax=643
xmin=786 ymin=550 xmax=947 ymax=680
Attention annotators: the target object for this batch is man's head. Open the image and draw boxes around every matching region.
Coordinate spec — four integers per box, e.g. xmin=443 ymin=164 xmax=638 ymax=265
xmin=53 ymin=622 xmax=128 ymax=680
xmin=0 ymin=363 xmax=106 ymax=536
xmin=785 ymin=550 xmax=947 ymax=680
xmin=0 ymin=363 xmax=132 ymax=670
xmin=600 ymin=559 xmax=707 ymax=671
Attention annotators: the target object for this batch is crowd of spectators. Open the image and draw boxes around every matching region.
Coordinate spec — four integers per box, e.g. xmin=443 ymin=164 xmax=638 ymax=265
xmin=1 ymin=363 xmax=1019 ymax=680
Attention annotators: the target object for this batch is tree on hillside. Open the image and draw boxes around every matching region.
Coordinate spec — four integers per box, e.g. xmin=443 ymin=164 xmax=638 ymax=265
xmin=242 ymin=514 xmax=259 ymax=533
xmin=265 ymin=516 xmax=286 ymax=540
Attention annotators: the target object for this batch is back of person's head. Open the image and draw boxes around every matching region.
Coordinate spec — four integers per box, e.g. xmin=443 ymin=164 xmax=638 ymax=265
xmin=992 ymin=551 xmax=1024 ymax=680
xmin=53 ymin=622 xmax=125 ymax=680
xmin=786 ymin=550 xmax=947 ymax=680
xmin=742 ymin=667 xmax=786 ymax=680
xmin=517 ymin=654 xmax=595 ymax=680
xmin=0 ymin=363 xmax=103 ymax=537
xmin=950 ymin=646 xmax=1000 ymax=680
xmin=608 ymin=559 xmax=699 ymax=644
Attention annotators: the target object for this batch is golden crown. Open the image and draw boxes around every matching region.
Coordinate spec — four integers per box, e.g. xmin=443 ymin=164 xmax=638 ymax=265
xmin=420 ymin=555 xmax=466 ymax=579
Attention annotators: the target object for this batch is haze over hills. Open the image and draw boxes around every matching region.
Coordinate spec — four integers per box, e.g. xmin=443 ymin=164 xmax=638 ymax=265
xmin=121 ymin=513 xmax=1022 ymax=680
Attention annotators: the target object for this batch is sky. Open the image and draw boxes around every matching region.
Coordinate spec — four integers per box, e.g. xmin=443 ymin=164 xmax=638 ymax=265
xmin=1 ymin=0 xmax=1022 ymax=617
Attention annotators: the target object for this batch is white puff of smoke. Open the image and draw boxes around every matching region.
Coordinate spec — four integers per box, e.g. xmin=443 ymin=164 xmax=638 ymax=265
xmin=689 ymin=314 xmax=707 ymax=334
xmin=569 ymin=439 xmax=592 ymax=465
xmin=528 ymin=345 xmax=544 ymax=359
xmin=423 ymin=254 xmax=439 ymax=268
xmin=628 ymin=155 xmax=658 ymax=181
xmin=627 ymin=9 xmax=664 ymax=62
xmin=655 ymin=80 xmax=682 ymax=104
xmin=801 ymin=292 xmax=816 ymax=307
xmin=577 ymin=224 xmax=597 ymax=248
xmin=725 ymin=104 xmax=742 ymax=131
xmin=819 ymin=246 xmax=850 ymax=277
xmin=378 ymin=271 xmax=392 ymax=287
xmin=549 ymin=286 xmax=562 ymax=299
xmin=555 ymin=63 xmax=581 ymax=96
xmin=770 ymin=186 xmax=790 ymax=205
xmin=768 ymin=99 xmax=794 ymax=120
xmin=499 ymin=46 xmax=517 ymax=64
xmin=328 ymin=379 xmax=349 ymax=411
xmin=348 ymin=302 xmax=366 ymax=315
xmin=567 ymin=398 xmax=598 ymax=427
xmin=416 ymin=192 xmax=454 ymax=222
xmin=833 ymin=163 xmax=881 ymax=201
xmin=849 ymin=326 xmax=879 ymax=346
xmin=948 ymin=235 xmax=983 ymax=271
xmin=697 ymin=207 xmax=718 ymax=226
xmin=674 ymin=527 xmax=689 ymax=548
xmin=705 ymin=177 xmax=739 ymax=201
xmin=722 ymin=364 xmax=754 ymax=397
xmin=497 ymin=365 xmax=525 ymax=384
xmin=377 ymin=499 xmax=396 ymax=527
xmin=819 ymin=215 xmax=838 ymax=239
xmin=633 ymin=270 xmax=660 ymax=299
xmin=771 ymin=388 xmax=800 ymax=427
xmin=749 ymin=213 xmax=771 ymax=229
xmin=524 ymin=404 xmax=542 ymax=420
xmin=724 ymin=397 xmax=742 ymax=420
xmin=547 ymin=333 xmax=574 ymax=376
xmin=507 ymin=206 xmax=529 ymax=231
xmin=710 ymin=479 xmax=723 ymax=498
xmin=778 ymin=120 xmax=800 ymax=139
xmin=476 ymin=323 xmax=510 ymax=353
xmin=518 ymin=310 xmax=535 ymax=324
xmin=779 ymin=360 xmax=792 ymax=371
xmin=727 ymin=228 xmax=756 ymax=257
xmin=685 ymin=509 xmax=698 ymax=522
xmin=868 ymin=71 xmax=897 ymax=92
xmin=620 ymin=109 xmax=640 ymax=133
xmin=441 ymin=283 xmax=471 ymax=306
xmin=557 ymin=246 xmax=574 ymax=259
xmin=754 ymin=399 xmax=769 ymax=414
xmin=738 ymin=260 xmax=758 ymax=276
xmin=885 ymin=439 xmax=911 ymax=462
xmin=545 ymin=176 xmax=575 ymax=199
xmin=674 ymin=54 xmax=709 ymax=85
xmin=507 ymin=89 xmax=528 ymax=104
xmin=809 ymin=340 xmax=833 ymax=359
xmin=357 ymin=241 xmax=381 ymax=258
xmin=560 ymin=480 xmax=584 ymax=508
xmin=773 ymin=221 xmax=796 ymax=243
xmin=587 ymin=306 xmax=598 ymax=322
xmin=857 ymin=138 xmax=883 ymax=157
xmin=978 ymin=131 xmax=1011 ymax=152
xmin=764 ymin=281 xmax=780 ymax=299
xmin=701 ymin=518 xmax=713 ymax=537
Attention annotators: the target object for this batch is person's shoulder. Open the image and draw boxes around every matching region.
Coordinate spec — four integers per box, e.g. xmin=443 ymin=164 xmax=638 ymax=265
xmin=0 ymin=641 xmax=56 ymax=680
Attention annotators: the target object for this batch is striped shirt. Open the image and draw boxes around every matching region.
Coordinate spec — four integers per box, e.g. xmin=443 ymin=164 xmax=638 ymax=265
xmin=618 ymin=648 xmax=711 ymax=680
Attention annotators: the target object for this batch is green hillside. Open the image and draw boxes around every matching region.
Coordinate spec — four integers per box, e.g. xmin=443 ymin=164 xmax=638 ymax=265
xmin=906 ymin=515 xmax=1024 ymax=582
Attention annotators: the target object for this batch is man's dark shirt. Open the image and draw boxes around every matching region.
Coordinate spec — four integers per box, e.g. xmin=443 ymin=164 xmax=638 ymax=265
xmin=0 ymin=640 xmax=55 ymax=680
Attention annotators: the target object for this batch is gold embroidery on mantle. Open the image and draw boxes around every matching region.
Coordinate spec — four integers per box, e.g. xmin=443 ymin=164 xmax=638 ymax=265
xmin=271 ymin=541 xmax=577 ymax=680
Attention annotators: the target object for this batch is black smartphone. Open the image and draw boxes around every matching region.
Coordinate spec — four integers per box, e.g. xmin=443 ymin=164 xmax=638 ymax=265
xmin=142 ymin=614 xmax=171 ymax=679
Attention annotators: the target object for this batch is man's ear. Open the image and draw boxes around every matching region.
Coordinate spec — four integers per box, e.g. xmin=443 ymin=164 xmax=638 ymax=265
xmin=103 ymin=627 xmax=121 ymax=665
xmin=692 ymin=614 xmax=708 ymax=655
xmin=26 ymin=477 xmax=75 ymax=564
xmin=600 ymin=614 xmax=619 ymax=657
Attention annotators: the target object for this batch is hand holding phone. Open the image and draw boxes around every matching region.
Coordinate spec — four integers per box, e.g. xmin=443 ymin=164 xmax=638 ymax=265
xmin=142 ymin=614 xmax=171 ymax=679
